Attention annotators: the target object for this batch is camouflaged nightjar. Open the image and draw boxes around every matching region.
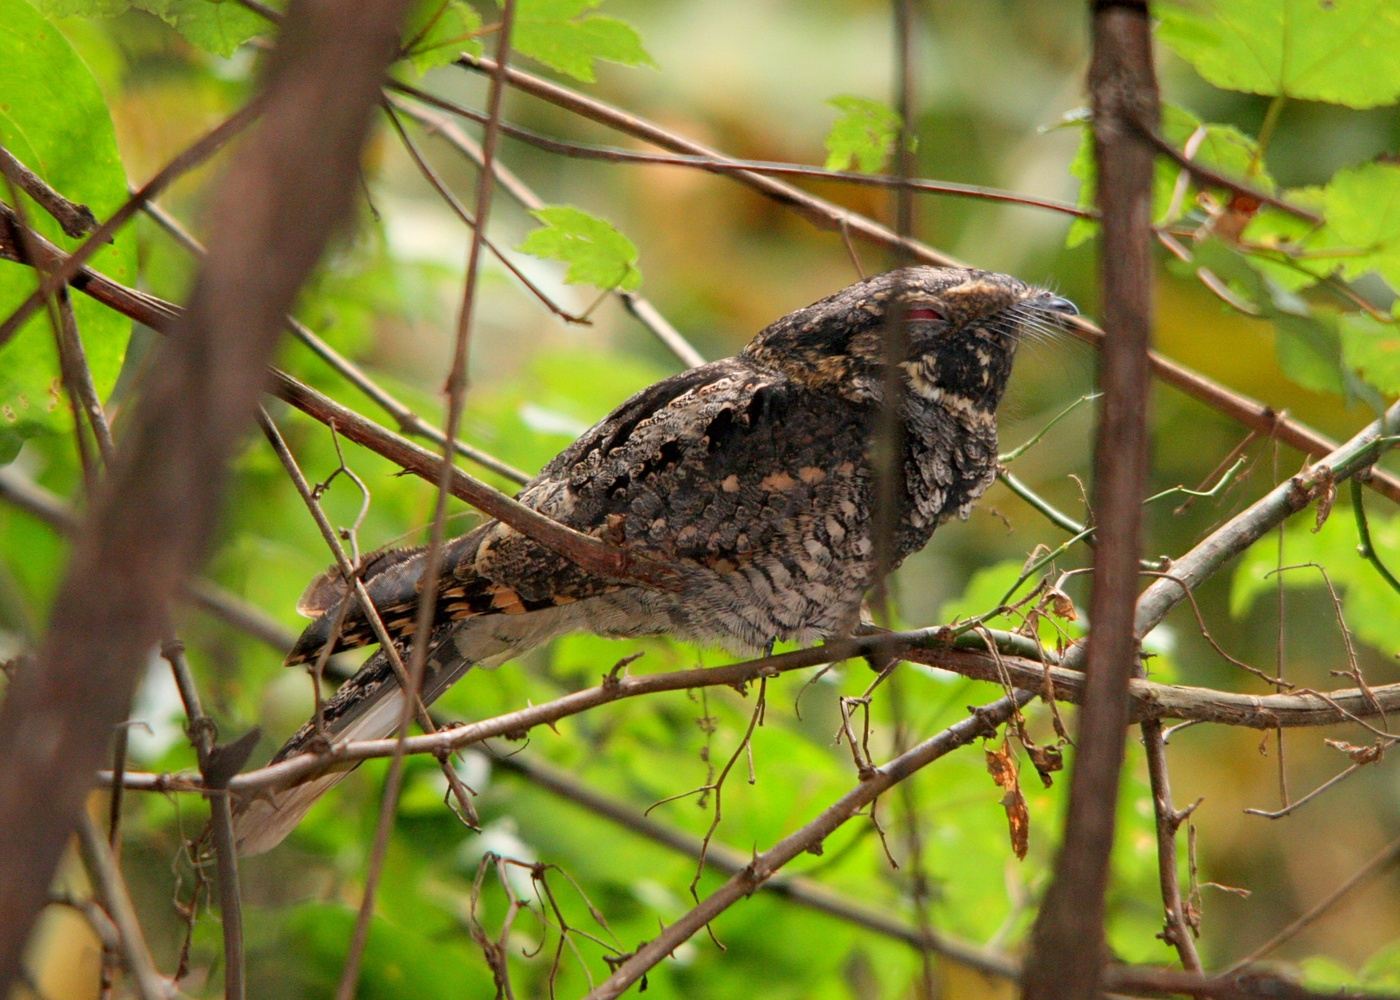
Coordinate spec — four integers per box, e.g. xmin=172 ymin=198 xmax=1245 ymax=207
xmin=232 ymin=265 xmax=1078 ymax=854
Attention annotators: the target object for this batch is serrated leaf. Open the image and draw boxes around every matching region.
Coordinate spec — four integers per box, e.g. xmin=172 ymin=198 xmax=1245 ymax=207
xmin=823 ymin=95 xmax=900 ymax=174
xmin=517 ymin=205 xmax=641 ymax=291
xmin=1323 ymin=161 xmax=1400 ymax=289
xmin=0 ymin=0 xmax=135 ymax=461
xmin=1340 ymin=311 xmax=1400 ymax=396
xmin=1157 ymin=0 xmax=1400 ymax=109
xmin=404 ymin=0 xmax=482 ymax=73
xmin=35 ymin=0 xmax=270 ymax=56
xmin=506 ymin=0 xmax=654 ymax=83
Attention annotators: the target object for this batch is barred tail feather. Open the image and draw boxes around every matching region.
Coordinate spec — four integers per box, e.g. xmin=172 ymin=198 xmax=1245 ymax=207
xmin=233 ymin=625 xmax=471 ymax=856
xmin=232 ymin=684 xmax=411 ymax=855
xmin=233 ymin=605 xmax=583 ymax=855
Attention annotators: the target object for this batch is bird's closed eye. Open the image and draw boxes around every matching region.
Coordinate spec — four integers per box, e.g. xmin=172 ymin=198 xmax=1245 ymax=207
xmin=904 ymin=307 xmax=944 ymax=322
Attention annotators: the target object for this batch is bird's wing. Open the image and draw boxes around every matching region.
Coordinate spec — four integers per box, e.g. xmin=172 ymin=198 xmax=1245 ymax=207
xmin=284 ymin=358 xmax=787 ymax=663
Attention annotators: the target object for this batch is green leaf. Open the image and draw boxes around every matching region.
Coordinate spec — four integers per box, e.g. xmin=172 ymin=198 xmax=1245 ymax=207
xmin=507 ymin=0 xmax=654 ymax=83
xmin=1245 ymin=163 xmax=1400 ymax=294
xmin=1340 ymin=310 xmax=1400 ymax=396
xmin=1065 ymin=104 xmax=1268 ymax=249
xmin=34 ymin=0 xmax=270 ymax=56
xmin=1157 ymin=0 xmax=1400 ymax=109
xmin=822 ymin=95 xmax=900 ymax=174
xmin=517 ymin=205 xmax=642 ymax=291
xmin=1238 ymin=189 xmax=1335 ymax=292
xmin=1323 ymin=161 xmax=1400 ymax=288
xmin=403 ymin=0 xmax=482 ymax=73
xmin=1274 ymin=312 xmax=1346 ymax=396
xmin=0 ymin=0 xmax=135 ymax=459
xmin=1231 ymin=500 xmax=1400 ymax=656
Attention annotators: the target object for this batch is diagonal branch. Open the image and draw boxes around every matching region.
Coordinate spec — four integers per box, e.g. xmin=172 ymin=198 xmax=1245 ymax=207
xmin=582 ymin=692 xmax=1033 ymax=998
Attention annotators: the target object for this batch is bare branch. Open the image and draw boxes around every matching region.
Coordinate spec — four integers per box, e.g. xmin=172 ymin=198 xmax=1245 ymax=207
xmin=1024 ymin=7 xmax=1159 ymax=996
xmin=0 ymin=0 xmax=413 ymax=986
xmin=76 ymin=814 xmax=169 ymax=1000
xmin=582 ymin=692 xmax=1032 ymax=998
xmin=0 ymin=144 xmax=97 ymax=238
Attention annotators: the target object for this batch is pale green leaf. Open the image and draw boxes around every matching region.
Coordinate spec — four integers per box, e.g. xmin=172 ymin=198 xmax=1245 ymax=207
xmin=1157 ymin=0 xmax=1400 ymax=109
xmin=1340 ymin=310 xmax=1400 ymax=396
xmin=1274 ymin=312 xmax=1347 ymax=396
xmin=822 ymin=95 xmax=900 ymax=174
xmin=1323 ymin=161 xmax=1400 ymax=288
xmin=34 ymin=0 xmax=270 ymax=56
xmin=0 ymin=0 xmax=135 ymax=460
xmin=404 ymin=0 xmax=482 ymax=73
xmin=517 ymin=205 xmax=641 ymax=291
xmin=506 ymin=0 xmax=653 ymax=83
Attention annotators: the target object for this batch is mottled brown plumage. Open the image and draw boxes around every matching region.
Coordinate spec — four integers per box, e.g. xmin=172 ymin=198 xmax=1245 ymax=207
xmin=233 ymin=266 xmax=1076 ymax=854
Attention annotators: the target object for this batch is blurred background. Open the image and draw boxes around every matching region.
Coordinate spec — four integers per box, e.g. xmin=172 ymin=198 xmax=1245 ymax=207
xmin=4 ymin=0 xmax=1400 ymax=996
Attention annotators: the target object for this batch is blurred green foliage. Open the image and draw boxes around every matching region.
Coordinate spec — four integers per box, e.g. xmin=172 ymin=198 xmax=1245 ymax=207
xmin=2 ymin=0 xmax=1399 ymax=997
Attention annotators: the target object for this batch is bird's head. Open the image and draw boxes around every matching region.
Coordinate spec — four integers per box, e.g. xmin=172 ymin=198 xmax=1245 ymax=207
xmin=743 ymin=266 xmax=1077 ymax=417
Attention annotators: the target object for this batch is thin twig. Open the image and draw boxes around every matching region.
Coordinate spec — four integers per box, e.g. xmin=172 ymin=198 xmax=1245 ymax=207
xmin=1141 ymin=718 xmax=1203 ymax=970
xmin=0 ymin=144 xmax=96 ymax=237
xmin=581 ymin=692 xmax=1032 ymax=998
xmin=161 ymin=640 xmax=245 ymax=1000
xmin=1226 ymin=832 xmax=1400 ymax=971
xmin=75 ymin=814 xmax=169 ymax=1000
xmin=385 ymin=93 xmax=706 ymax=368
xmin=337 ymin=7 xmax=516 ymax=997
xmin=394 ymin=75 xmax=1092 ymax=221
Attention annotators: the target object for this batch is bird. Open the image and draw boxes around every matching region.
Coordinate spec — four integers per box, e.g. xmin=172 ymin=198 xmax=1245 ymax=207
xmin=231 ymin=265 xmax=1077 ymax=854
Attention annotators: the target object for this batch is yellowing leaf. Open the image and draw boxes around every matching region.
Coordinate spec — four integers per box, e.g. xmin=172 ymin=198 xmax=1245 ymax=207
xmin=1158 ymin=0 xmax=1400 ymax=109
xmin=985 ymin=743 xmax=1029 ymax=861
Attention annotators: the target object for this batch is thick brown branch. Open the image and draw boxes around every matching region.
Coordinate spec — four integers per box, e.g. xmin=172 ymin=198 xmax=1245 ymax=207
xmin=0 ymin=0 xmax=412 ymax=987
xmin=1024 ymin=7 xmax=1159 ymax=996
